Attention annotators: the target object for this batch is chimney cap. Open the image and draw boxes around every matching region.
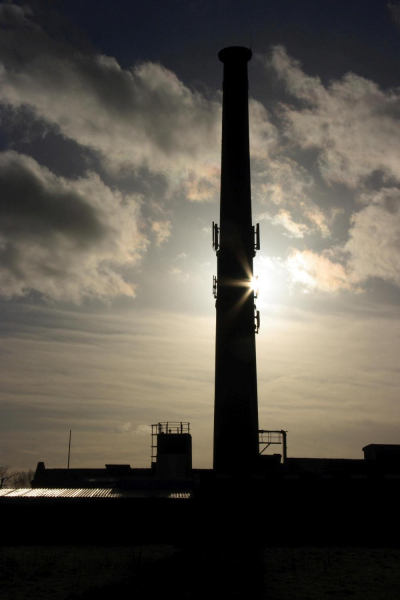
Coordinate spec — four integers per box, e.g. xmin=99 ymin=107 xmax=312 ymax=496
xmin=218 ymin=46 xmax=252 ymax=64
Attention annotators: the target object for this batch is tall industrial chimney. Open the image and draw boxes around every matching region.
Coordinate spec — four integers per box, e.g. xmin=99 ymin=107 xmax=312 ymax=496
xmin=213 ymin=47 xmax=260 ymax=474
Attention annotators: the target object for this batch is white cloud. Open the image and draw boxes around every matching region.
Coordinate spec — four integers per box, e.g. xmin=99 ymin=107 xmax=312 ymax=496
xmin=0 ymin=4 xmax=219 ymax=197
xmin=345 ymin=188 xmax=400 ymax=287
xmin=168 ymin=266 xmax=190 ymax=281
xmin=151 ymin=220 xmax=172 ymax=246
xmin=268 ymin=45 xmax=400 ymax=187
xmin=254 ymin=155 xmax=314 ymax=207
xmin=252 ymin=135 xmax=334 ymax=238
xmin=249 ymin=99 xmax=279 ymax=161
xmin=303 ymin=205 xmax=338 ymax=238
xmin=286 ymin=249 xmax=352 ymax=293
xmin=113 ymin=422 xmax=151 ymax=437
xmin=263 ymin=46 xmax=400 ymax=294
xmin=0 ymin=150 xmax=146 ymax=301
xmin=201 ymin=227 xmax=212 ymax=237
xmin=287 ymin=188 xmax=400 ymax=293
xmin=0 ymin=5 xmax=276 ymax=202
xmin=258 ymin=203 xmax=337 ymax=239
xmin=260 ymin=209 xmax=310 ymax=238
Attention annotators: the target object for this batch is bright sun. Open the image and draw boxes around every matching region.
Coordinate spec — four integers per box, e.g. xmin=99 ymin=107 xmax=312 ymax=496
xmin=250 ymin=276 xmax=259 ymax=297
xmin=252 ymin=257 xmax=288 ymax=306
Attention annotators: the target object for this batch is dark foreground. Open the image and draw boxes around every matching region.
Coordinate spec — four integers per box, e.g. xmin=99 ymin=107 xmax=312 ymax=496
xmin=2 ymin=478 xmax=400 ymax=546
xmin=1 ymin=544 xmax=400 ymax=599
xmin=2 ymin=480 xmax=400 ymax=598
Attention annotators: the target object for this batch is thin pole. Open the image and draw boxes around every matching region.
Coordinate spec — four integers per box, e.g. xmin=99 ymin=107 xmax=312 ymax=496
xmin=68 ymin=430 xmax=71 ymax=469
xmin=281 ymin=430 xmax=287 ymax=464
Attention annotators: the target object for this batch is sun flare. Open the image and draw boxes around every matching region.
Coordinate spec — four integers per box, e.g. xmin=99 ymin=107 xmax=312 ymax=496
xmin=250 ymin=276 xmax=259 ymax=297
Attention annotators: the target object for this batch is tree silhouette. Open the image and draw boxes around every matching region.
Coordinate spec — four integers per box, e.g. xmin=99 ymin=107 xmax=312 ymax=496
xmin=0 ymin=466 xmax=23 ymax=489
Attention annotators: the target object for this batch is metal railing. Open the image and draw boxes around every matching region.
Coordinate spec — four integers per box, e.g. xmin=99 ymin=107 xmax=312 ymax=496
xmin=151 ymin=422 xmax=191 ymax=465
xmin=259 ymin=429 xmax=287 ymax=463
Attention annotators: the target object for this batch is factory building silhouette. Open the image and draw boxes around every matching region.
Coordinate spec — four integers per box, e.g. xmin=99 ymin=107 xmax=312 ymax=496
xmin=3 ymin=49 xmax=400 ymax=547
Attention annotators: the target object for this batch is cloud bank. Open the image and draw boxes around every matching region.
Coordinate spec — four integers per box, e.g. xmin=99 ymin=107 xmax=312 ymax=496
xmin=0 ymin=3 xmax=275 ymax=203
xmin=267 ymin=46 xmax=400 ymax=293
xmin=0 ymin=151 xmax=145 ymax=301
xmin=285 ymin=187 xmax=400 ymax=294
xmin=2 ymin=5 xmax=400 ymax=301
xmin=269 ymin=45 xmax=400 ymax=188
xmin=0 ymin=3 xmax=219 ymax=179
xmin=0 ymin=2 xmax=281 ymax=301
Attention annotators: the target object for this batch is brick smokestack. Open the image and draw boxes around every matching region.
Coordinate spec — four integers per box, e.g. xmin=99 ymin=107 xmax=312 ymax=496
xmin=213 ymin=47 xmax=259 ymax=473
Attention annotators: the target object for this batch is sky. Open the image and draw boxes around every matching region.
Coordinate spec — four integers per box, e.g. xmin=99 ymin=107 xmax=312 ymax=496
xmin=2 ymin=0 xmax=400 ymax=471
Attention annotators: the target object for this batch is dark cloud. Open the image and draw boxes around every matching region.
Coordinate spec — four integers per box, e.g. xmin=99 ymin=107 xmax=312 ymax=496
xmin=388 ymin=3 xmax=400 ymax=27
xmin=0 ymin=151 xmax=105 ymax=245
xmin=0 ymin=2 xmax=32 ymax=27
xmin=0 ymin=151 xmax=146 ymax=300
xmin=0 ymin=2 xmax=277 ymax=202
xmin=0 ymin=3 xmax=221 ymax=192
xmin=3 ymin=4 xmax=400 ymax=304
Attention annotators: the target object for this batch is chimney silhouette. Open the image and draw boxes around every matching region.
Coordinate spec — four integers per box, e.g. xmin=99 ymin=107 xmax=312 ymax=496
xmin=213 ymin=47 xmax=260 ymax=474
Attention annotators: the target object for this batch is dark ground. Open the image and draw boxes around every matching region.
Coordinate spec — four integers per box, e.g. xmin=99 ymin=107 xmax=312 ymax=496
xmin=1 ymin=544 xmax=400 ymax=600
xmin=2 ymin=481 xmax=400 ymax=598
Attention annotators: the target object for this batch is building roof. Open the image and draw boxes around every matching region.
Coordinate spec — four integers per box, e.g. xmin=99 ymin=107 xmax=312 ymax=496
xmin=0 ymin=487 xmax=191 ymax=499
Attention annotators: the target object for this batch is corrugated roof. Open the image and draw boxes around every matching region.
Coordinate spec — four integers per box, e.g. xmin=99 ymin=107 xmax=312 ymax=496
xmin=0 ymin=488 xmax=191 ymax=499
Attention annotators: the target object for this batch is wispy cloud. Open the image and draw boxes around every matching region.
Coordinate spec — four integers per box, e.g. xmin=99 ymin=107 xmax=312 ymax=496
xmin=254 ymin=155 xmax=314 ymax=207
xmin=286 ymin=249 xmax=353 ymax=293
xmin=151 ymin=220 xmax=172 ymax=246
xmin=0 ymin=306 xmax=215 ymax=469
xmin=168 ymin=266 xmax=190 ymax=281
xmin=112 ymin=422 xmax=151 ymax=437
xmin=260 ymin=209 xmax=310 ymax=238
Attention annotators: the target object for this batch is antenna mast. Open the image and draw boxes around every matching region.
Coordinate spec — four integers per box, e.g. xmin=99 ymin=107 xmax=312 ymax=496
xmin=68 ymin=430 xmax=71 ymax=469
